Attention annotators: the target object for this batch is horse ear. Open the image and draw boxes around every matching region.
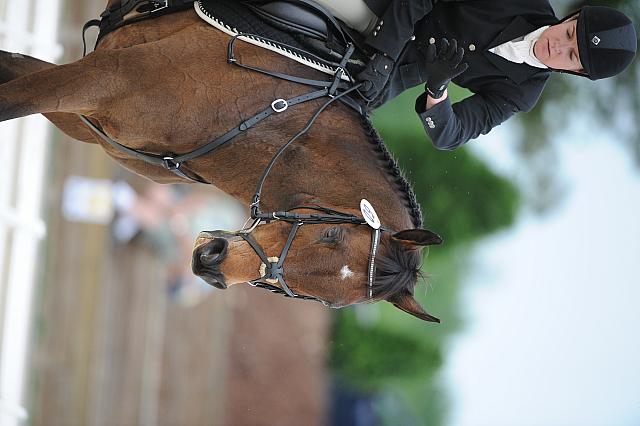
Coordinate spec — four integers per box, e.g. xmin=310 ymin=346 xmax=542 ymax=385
xmin=387 ymin=290 xmax=440 ymax=323
xmin=392 ymin=229 xmax=443 ymax=247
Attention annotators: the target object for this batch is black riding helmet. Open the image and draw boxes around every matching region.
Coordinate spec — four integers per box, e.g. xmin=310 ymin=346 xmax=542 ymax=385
xmin=568 ymin=5 xmax=637 ymax=80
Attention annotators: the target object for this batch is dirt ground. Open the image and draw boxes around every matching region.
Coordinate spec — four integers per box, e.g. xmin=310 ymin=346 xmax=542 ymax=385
xmin=223 ymin=285 xmax=332 ymax=426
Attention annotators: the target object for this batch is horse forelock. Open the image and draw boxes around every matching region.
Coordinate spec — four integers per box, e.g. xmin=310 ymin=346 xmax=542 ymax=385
xmin=359 ymin=115 xmax=423 ymax=229
xmin=372 ymin=239 xmax=422 ymax=300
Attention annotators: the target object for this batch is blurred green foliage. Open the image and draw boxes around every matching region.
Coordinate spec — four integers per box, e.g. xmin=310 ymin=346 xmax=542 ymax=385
xmin=373 ymin=87 xmax=520 ymax=245
xmin=330 ymin=85 xmax=521 ymax=423
xmin=330 ymin=309 xmax=442 ymax=390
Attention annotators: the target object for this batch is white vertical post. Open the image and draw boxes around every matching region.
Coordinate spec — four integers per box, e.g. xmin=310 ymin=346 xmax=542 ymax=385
xmin=0 ymin=0 xmax=62 ymax=424
xmin=0 ymin=121 xmax=19 ymax=315
xmin=0 ymin=2 xmax=33 ymax=425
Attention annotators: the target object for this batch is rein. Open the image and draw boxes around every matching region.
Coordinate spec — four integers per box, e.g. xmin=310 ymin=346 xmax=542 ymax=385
xmin=79 ymin=16 xmax=388 ymax=304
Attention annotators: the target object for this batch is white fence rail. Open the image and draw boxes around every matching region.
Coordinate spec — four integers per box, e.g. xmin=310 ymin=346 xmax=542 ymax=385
xmin=0 ymin=0 xmax=63 ymax=424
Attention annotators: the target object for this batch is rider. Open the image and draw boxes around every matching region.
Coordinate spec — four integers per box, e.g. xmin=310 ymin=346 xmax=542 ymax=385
xmin=313 ymin=0 xmax=637 ymax=150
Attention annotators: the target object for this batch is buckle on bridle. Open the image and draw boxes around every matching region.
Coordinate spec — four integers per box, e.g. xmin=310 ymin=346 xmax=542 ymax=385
xmin=271 ymin=99 xmax=288 ymax=113
xmin=138 ymin=0 xmax=168 ymax=13
xmin=259 ymin=257 xmax=281 ymax=284
xmin=328 ymin=67 xmax=345 ymax=98
xmin=162 ymin=156 xmax=180 ymax=170
xmin=125 ymin=1 xmax=169 ymax=21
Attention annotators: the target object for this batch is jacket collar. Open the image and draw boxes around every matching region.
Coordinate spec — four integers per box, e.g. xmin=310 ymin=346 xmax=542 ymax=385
xmin=485 ymin=16 xmax=551 ymax=84
xmin=488 ymin=16 xmax=539 ymax=49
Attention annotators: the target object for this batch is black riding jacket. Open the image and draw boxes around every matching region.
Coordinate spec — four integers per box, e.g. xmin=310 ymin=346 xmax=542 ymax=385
xmin=362 ymin=0 xmax=559 ymax=150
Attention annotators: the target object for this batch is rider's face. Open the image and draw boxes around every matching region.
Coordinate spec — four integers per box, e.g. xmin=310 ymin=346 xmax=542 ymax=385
xmin=534 ymin=18 xmax=584 ymax=72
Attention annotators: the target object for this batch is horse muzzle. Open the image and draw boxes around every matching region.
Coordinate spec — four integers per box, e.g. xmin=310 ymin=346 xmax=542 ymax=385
xmin=192 ymin=231 xmax=232 ymax=289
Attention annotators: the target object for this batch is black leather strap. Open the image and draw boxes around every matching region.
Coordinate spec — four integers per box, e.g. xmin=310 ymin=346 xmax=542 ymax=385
xmin=95 ymin=0 xmax=196 ymax=45
xmin=175 ymin=88 xmax=329 ymax=164
xmin=82 ymin=19 xmax=102 ymax=57
xmin=78 ymin=88 xmax=328 ymax=183
xmin=269 ymin=221 xmax=301 ymax=296
xmin=239 ymin=233 xmax=271 ymax=264
xmin=241 ymin=222 xmax=303 ymax=298
xmin=250 ymin=84 xmax=361 ymax=218
xmin=226 ymin=34 xmax=365 ymax=114
xmin=227 ymin=34 xmax=346 ymax=89
xmin=257 ymin=208 xmax=363 ymax=225
xmin=78 ymin=115 xmax=209 ymax=183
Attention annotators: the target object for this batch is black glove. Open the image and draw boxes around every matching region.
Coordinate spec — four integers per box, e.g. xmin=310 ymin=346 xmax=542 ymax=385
xmin=356 ymin=53 xmax=395 ymax=100
xmin=419 ymin=38 xmax=469 ymax=99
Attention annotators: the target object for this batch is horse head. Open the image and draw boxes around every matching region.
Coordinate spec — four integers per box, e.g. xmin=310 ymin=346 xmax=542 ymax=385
xmin=191 ymin=205 xmax=443 ymax=323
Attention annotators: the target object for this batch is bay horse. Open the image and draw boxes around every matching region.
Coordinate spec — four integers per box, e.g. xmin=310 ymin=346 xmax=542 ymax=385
xmin=0 ymin=0 xmax=443 ymax=322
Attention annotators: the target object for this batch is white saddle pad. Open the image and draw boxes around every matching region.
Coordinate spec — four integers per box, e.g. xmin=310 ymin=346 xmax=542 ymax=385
xmin=193 ymin=0 xmax=349 ymax=81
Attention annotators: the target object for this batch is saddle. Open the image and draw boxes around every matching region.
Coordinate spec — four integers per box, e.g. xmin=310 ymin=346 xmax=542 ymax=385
xmin=245 ymin=0 xmax=371 ymax=59
xmin=91 ymin=0 xmax=370 ymax=67
xmin=249 ymin=1 xmax=331 ymax=41
xmin=85 ymin=0 xmax=369 ymax=110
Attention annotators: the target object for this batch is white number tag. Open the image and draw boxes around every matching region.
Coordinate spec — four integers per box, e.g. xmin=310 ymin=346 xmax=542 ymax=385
xmin=360 ymin=199 xmax=381 ymax=230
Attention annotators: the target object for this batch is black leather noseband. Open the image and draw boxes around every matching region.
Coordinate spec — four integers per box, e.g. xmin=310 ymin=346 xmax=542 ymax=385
xmin=231 ymin=205 xmax=387 ymax=306
xmin=241 ymin=222 xmax=302 ymax=298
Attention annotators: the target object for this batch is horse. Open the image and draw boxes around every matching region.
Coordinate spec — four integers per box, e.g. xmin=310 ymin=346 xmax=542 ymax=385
xmin=0 ymin=0 xmax=443 ymax=322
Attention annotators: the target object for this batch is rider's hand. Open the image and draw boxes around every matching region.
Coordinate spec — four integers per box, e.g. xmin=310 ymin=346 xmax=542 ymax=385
xmin=418 ymin=38 xmax=468 ymax=99
xmin=356 ymin=53 xmax=395 ymax=100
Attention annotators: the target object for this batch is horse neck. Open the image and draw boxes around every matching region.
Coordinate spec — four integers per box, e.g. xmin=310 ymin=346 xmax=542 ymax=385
xmin=249 ymin=110 xmax=417 ymax=231
xmin=196 ymin=39 xmax=416 ymax=231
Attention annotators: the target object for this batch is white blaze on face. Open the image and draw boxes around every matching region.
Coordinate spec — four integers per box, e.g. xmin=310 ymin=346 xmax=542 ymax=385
xmin=340 ymin=265 xmax=354 ymax=280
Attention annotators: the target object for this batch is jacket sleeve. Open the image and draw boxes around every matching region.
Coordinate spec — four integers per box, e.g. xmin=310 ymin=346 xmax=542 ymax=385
xmin=414 ymin=78 xmax=547 ymax=150
xmin=365 ymin=0 xmax=435 ymax=60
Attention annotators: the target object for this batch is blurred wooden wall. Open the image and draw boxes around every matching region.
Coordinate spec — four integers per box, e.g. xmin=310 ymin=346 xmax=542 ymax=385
xmin=28 ymin=0 xmax=228 ymax=424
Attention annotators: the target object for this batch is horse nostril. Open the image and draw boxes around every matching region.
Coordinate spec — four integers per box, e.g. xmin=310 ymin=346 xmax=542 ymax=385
xmin=198 ymin=238 xmax=228 ymax=267
xmin=200 ymin=252 xmax=220 ymax=265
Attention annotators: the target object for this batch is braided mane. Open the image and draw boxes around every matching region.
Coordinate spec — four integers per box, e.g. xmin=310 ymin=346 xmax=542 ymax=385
xmin=360 ymin=115 xmax=424 ymax=229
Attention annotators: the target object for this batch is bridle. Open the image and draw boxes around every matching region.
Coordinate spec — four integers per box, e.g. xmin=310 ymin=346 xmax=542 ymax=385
xmin=234 ymin=203 xmax=386 ymax=307
xmin=79 ymin=27 xmax=388 ymax=304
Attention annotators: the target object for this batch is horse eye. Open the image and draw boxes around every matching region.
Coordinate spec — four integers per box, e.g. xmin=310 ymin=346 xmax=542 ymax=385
xmin=321 ymin=227 xmax=343 ymax=241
